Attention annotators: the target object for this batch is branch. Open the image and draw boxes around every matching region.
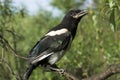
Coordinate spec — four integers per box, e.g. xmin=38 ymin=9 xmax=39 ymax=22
xmin=0 ymin=35 xmax=28 ymax=60
xmin=54 ymin=64 xmax=120 ymax=80
xmin=62 ymin=70 xmax=78 ymax=80
xmin=82 ymin=64 xmax=120 ymax=80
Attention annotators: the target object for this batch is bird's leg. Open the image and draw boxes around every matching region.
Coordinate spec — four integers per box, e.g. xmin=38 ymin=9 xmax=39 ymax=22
xmin=46 ymin=64 xmax=65 ymax=75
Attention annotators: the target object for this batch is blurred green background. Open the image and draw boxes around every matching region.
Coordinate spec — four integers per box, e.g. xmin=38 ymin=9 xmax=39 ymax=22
xmin=0 ymin=0 xmax=120 ymax=80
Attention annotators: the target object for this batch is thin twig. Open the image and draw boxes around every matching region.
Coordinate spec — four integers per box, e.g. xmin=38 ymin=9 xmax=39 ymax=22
xmin=1 ymin=48 xmax=4 ymax=59
xmin=0 ymin=35 xmax=28 ymax=60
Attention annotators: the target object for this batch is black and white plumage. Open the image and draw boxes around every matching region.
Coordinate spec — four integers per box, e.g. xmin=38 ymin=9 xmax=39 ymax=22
xmin=23 ymin=9 xmax=87 ymax=80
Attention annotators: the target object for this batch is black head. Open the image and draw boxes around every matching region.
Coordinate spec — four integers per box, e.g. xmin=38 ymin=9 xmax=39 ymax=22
xmin=61 ymin=9 xmax=87 ymax=38
xmin=67 ymin=9 xmax=87 ymax=20
xmin=62 ymin=9 xmax=87 ymax=24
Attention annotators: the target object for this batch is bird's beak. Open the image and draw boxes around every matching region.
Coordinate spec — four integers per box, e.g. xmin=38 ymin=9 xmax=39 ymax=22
xmin=73 ymin=10 xmax=88 ymax=19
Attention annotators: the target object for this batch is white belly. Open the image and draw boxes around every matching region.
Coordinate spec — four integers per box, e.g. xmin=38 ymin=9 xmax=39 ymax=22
xmin=48 ymin=51 xmax=64 ymax=65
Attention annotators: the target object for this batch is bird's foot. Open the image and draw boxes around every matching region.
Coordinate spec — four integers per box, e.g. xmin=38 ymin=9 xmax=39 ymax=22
xmin=46 ymin=65 xmax=65 ymax=75
xmin=58 ymin=68 xmax=65 ymax=76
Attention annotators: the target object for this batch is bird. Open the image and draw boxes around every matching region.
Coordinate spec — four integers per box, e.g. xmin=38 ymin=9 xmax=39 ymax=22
xmin=23 ymin=9 xmax=87 ymax=80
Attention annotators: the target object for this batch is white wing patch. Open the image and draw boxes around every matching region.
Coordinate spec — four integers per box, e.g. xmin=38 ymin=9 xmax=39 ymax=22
xmin=31 ymin=52 xmax=54 ymax=64
xmin=46 ymin=28 xmax=68 ymax=36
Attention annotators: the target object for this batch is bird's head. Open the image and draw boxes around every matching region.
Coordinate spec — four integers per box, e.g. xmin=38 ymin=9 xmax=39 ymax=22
xmin=72 ymin=9 xmax=87 ymax=19
xmin=63 ymin=9 xmax=87 ymax=23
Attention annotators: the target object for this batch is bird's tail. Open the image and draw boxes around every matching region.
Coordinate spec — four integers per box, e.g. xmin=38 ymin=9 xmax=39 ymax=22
xmin=23 ymin=64 xmax=36 ymax=80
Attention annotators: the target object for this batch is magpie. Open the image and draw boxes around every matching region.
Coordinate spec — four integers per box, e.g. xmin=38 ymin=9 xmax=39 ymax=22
xmin=23 ymin=9 xmax=87 ymax=80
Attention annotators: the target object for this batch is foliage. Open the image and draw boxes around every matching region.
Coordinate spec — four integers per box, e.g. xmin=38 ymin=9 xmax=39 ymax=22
xmin=0 ymin=0 xmax=120 ymax=80
xmin=51 ymin=0 xmax=84 ymax=13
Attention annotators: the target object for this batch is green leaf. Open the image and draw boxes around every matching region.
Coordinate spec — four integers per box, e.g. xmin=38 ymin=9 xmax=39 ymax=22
xmin=109 ymin=0 xmax=115 ymax=9
xmin=109 ymin=9 xmax=116 ymax=31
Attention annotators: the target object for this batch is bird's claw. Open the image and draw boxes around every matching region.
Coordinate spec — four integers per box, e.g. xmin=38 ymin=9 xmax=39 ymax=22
xmin=58 ymin=68 xmax=65 ymax=76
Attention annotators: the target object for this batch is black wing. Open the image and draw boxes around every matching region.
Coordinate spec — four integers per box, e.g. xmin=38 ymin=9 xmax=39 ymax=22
xmin=28 ymin=31 xmax=72 ymax=64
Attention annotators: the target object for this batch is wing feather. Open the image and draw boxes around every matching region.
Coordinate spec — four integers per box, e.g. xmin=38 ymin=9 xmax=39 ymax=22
xmin=28 ymin=31 xmax=72 ymax=64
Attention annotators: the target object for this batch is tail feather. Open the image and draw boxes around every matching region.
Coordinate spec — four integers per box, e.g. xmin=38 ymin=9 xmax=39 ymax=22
xmin=23 ymin=65 xmax=36 ymax=80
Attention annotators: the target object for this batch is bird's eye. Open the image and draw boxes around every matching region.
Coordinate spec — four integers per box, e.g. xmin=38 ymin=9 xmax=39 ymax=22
xmin=71 ymin=13 xmax=76 ymax=17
